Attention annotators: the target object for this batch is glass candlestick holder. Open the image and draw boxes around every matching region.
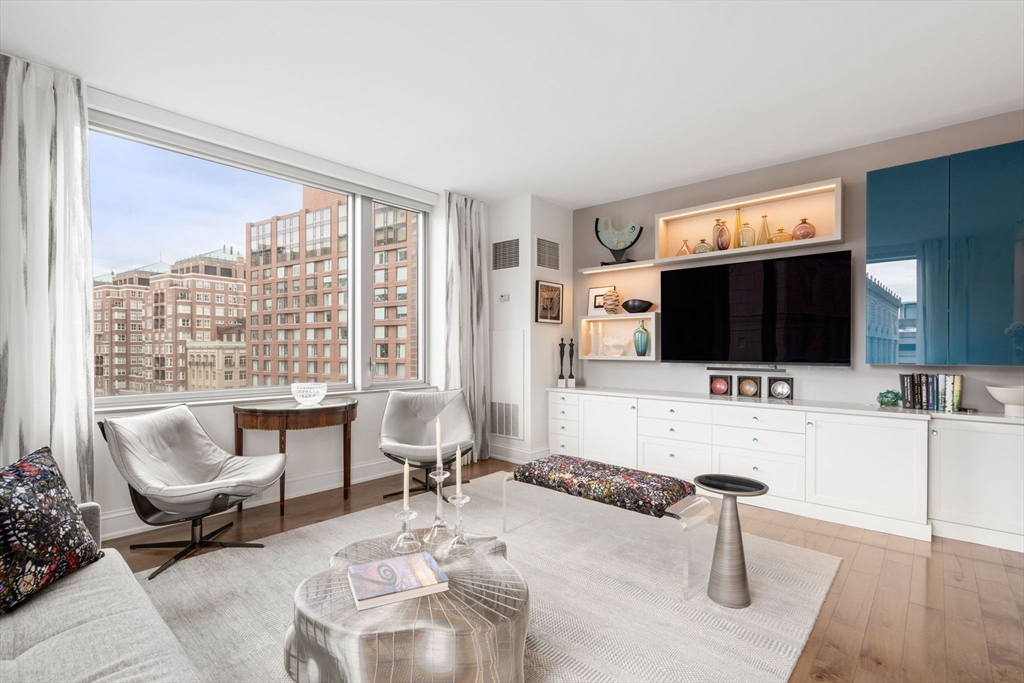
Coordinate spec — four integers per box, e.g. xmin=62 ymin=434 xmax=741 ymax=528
xmin=443 ymin=494 xmax=473 ymax=558
xmin=390 ymin=509 xmax=421 ymax=554
xmin=423 ymin=468 xmax=452 ymax=544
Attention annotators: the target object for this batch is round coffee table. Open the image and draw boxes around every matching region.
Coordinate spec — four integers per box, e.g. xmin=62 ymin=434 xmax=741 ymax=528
xmin=694 ymin=473 xmax=768 ymax=609
xmin=285 ymin=529 xmax=529 ymax=683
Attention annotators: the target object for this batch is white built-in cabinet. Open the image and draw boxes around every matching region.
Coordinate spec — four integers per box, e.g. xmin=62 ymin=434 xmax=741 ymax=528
xmin=548 ymin=387 xmax=1024 ymax=549
xmin=805 ymin=412 xmax=928 ymax=524
xmin=579 ymin=395 xmax=637 ymax=469
xmin=929 ymin=419 xmax=1024 ymax=543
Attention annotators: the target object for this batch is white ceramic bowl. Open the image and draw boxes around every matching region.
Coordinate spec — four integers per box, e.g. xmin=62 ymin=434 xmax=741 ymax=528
xmin=986 ymin=385 xmax=1024 ymax=418
xmin=602 ymin=336 xmax=629 ymax=356
xmin=291 ymin=382 xmax=327 ymax=406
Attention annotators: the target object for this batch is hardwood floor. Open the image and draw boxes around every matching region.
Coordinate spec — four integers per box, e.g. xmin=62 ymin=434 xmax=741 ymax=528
xmin=108 ymin=461 xmax=1024 ymax=683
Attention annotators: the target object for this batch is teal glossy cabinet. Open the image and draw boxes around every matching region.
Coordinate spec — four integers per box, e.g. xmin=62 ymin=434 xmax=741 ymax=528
xmin=865 ymin=157 xmax=949 ymax=365
xmin=949 ymin=141 xmax=1024 ymax=365
xmin=866 ymin=140 xmax=1024 ymax=367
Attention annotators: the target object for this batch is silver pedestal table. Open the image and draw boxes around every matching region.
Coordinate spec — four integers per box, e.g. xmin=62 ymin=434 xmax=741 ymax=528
xmin=694 ymin=473 xmax=768 ymax=609
xmin=285 ymin=529 xmax=529 ymax=683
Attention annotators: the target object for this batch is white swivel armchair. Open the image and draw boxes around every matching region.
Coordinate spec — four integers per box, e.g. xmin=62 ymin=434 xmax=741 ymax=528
xmin=379 ymin=389 xmax=475 ymax=499
xmin=100 ymin=404 xmax=286 ymax=579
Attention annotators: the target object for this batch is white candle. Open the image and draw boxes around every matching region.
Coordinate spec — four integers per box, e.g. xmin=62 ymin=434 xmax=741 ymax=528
xmin=403 ymin=459 xmax=410 ymax=510
xmin=436 ymin=418 xmax=443 ymax=468
xmin=455 ymin=446 xmax=462 ymax=496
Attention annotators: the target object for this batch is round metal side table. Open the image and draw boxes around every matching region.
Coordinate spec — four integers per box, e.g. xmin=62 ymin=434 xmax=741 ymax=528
xmin=694 ymin=473 xmax=768 ymax=609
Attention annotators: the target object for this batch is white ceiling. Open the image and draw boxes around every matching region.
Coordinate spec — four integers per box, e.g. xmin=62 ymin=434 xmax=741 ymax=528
xmin=1 ymin=1 xmax=1022 ymax=209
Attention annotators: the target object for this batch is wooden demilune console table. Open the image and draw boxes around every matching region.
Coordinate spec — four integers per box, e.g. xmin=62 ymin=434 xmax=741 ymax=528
xmin=234 ymin=398 xmax=358 ymax=515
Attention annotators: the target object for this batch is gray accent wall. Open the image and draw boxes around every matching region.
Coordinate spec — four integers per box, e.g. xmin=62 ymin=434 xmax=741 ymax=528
xmin=572 ymin=110 xmax=1024 ymax=413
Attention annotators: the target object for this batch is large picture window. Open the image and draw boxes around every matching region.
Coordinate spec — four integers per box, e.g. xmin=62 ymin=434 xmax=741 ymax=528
xmin=89 ymin=131 xmax=424 ymax=399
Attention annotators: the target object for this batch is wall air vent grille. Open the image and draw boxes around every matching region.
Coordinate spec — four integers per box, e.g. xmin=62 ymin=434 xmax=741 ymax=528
xmin=537 ymin=238 xmax=560 ymax=270
xmin=492 ymin=239 xmax=520 ymax=270
xmin=490 ymin=401 xmax=520 ymax=438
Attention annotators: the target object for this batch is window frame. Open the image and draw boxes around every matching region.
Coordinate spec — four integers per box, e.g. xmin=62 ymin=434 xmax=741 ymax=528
xmin=89 ymin=107 xmax=432 ymax=411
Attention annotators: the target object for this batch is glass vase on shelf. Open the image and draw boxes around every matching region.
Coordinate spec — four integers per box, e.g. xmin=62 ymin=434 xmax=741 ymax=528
xmin=633 ymin=319 xmax=650 ymax=357
xmin=693 ymin=238 xmax=713 ymax=254
xmin=769 ymin=227 xmax=794 ymax=243
xmin=713 ymin=218 xmax=730 ymax=251
xmin=793 ymin=217 xmax=816 ymax=240
xmin=738 ymin=222 xmax=755 ymax=248
xmin=676 ymin=239 xmax=692 ymax=256
xmin=756 ymin=214 xmax=771 ymax=245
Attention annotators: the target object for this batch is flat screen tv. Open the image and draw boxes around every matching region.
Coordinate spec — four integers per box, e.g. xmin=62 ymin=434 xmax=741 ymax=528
xmin=660 ymin=250 xmax=851 ymax=365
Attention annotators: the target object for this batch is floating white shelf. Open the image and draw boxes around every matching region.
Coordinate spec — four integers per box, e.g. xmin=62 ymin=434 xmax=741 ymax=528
xmin=579 ymin=312 xmax=659 ymax=361
xmin=578 ymin=178 xmax=843 ymax=275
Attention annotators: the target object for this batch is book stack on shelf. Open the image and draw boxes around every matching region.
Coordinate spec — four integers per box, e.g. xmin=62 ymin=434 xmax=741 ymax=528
xmin=900 ymin=373 xmax=963 ymax=412
xmin=347 ymin=552 xmax=449 ymax=610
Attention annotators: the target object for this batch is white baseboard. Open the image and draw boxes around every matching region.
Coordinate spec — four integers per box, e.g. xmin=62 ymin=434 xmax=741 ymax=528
xmin=706 ymin=491 xmax=934 ymax=542
xmin=100 ymin=457 xmax=403 ymax=540
xmin=931 ymin=519 xmax=1024 ymax=552
xmin=489 ymin=443 xmax=548 ymax=465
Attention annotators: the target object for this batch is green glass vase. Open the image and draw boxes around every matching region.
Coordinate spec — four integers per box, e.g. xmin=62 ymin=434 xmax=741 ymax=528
xmin=634 ymin=319 xmax=650 ymax=357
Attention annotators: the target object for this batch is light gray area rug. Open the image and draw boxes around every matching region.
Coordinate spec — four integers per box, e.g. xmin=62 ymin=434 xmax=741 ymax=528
xmin=137 ymin=472 xmax=840 ymax=682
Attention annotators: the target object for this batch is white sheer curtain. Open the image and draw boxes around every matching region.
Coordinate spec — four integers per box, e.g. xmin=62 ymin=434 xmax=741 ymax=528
xmin=444 ymin=191 xmax=490 ymax=462
xmin=0 ymin=54 xmax=94 ymax=501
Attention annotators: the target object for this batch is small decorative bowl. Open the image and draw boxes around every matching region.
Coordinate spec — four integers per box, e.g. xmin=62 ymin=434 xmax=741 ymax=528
xmin=602 ymin=336 xmax=630 ymax=356
xmin=291 ymin=382 xmax=327 ymax=406
xmin=621 ymin=299 xmax=654 ymax=313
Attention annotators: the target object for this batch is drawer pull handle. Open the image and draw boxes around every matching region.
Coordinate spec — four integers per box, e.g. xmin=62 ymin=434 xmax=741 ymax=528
xmin=561 ymin=444 xmax=565 ymax=448
xmin=931 ymin=429 xmax=938 ymax=435
xmin=560 ymin=397 xmax=565 ymax=401
xmin=669 ymin=409 xmax=676 ymax=413
xmin=560 ymin=410 xmax=565 ymax=414
xmin=752 ymin=437 xmax=759 ymax=443
xmin=669 ymin=453 xmax=676 ymax=458
xmin=631 ymin=405 xmax=636 ymax=410
xmin=807 ymin=421 xmax=813 ymax=427
xmin=752 ymin=416 xmax=759 ymax=422
xmin=669 ymin=428 xmax=676 ymax=433
xmin=560 ymin=426 xmax=565 ymax=430
xmin=753 ymin=466 xmax=759 ymax=472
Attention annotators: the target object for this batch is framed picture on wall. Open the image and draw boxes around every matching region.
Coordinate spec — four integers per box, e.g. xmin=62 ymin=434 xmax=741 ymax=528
xmin=588 ymin=286 xmax=613 ymax=316
xmin=535 ymin=280 xmax=563 ymax=324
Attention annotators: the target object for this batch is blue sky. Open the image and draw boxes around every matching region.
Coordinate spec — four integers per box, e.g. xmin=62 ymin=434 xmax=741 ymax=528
xmin=89 ymin=131 xmax=300 ymax=276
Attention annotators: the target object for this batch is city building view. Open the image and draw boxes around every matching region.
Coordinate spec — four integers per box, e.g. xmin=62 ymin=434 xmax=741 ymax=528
xmin=93 ymin=186 xmax=419 ymax=396
xmin=245 ymin=187 xmax=418 ymax=388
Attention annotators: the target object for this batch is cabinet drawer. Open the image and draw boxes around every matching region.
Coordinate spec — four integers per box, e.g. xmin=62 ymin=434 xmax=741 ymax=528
xmin=715 ymin=448 xmax=805 ymax=501
xmin=549 ymin=434 xmax=579 ymax=456
xmin=639 ymin=437 xmax=711 ymax=481
xmin=549 ymin=418 xmax=579 ymax=437
xmin=638 ymin=417 xmax=712 ymax=444
xmin=550 ymin=404 xmax=579 ymax=422
xmin=638 ymin=399 xmax=712 ymax=424
xmin=713 ymin=425 xmax=805 ymax=456
xmin=549 ymin=392 xmax=579 ymax=406
xmin=713 ymin=405 xmax=806 ymax=433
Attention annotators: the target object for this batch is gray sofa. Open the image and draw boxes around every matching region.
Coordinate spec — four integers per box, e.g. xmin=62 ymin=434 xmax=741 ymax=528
xmin=0 ymin=503 xmax=201 ymax=682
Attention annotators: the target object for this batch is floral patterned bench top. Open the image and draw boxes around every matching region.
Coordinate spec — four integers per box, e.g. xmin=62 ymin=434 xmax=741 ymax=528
xmin=512 ymin=454 xmax=696 ymax=518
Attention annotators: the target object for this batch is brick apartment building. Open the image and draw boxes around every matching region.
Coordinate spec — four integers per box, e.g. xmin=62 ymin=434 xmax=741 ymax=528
xmin=244 ymin=187 xmax=418 ymax=387
xmin=93 ymin=248 xmax=247 ymax=396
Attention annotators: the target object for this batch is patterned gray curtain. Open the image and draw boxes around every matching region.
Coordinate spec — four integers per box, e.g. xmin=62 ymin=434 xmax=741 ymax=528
xmin=0 ymin=54 xmax=94 ymax=501
xmin=444 ymin=191 xmax=490 ymax=462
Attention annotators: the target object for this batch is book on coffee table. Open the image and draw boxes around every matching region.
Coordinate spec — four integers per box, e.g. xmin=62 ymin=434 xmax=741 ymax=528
xmin=347 ymin=552 xmax=449 ymax=610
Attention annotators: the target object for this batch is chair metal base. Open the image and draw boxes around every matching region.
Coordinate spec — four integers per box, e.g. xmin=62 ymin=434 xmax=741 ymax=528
xmin=131 ymin=517 xmax=264 ymax=580
xmin=383 ymin=473 xmax=470 ymax=499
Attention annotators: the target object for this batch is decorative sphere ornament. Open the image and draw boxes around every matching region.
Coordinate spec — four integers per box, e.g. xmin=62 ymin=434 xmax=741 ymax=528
xmin=877 ymin=390 xmax=902 ymax=407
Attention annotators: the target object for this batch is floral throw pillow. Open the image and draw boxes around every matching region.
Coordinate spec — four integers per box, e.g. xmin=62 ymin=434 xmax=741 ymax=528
xmin=0 ymin=447 xmax=102 ymax=613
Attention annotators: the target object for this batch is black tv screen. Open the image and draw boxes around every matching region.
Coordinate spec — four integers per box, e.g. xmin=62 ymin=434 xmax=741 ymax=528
xmin=660 ymin=250 xmax=851 ymax=365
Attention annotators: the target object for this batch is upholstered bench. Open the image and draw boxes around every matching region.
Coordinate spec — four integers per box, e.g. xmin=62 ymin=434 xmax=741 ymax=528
xmin=502 ymin=454 xmax=715 ymax=599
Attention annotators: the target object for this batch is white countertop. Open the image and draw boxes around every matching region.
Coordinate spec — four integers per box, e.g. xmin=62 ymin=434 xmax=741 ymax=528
xmin=547 ymin=385 xmax=1024 ymax=425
